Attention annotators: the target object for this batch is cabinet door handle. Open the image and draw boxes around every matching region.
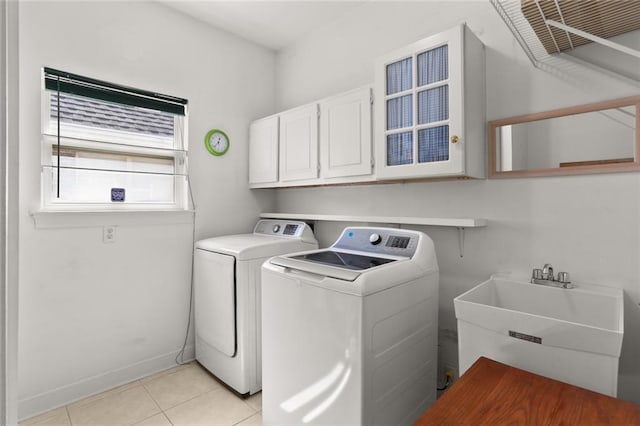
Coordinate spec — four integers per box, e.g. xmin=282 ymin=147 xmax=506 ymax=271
xmin=451 ymin=135 xmax=459 ymax=144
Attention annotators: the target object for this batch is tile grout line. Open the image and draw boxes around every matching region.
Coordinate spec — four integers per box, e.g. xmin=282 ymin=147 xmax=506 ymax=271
xmin=125 ymin=409 xmax=171 ymax=426
xmin=158 ymin=385 xmax=228 ymax=413
xmin=64 ymin=405 xmax=72 ymax=426
xmin=163 ymin=411 xmax=175 ymax=426
xmin=140 ymin=377 xmax=183 ymax=414
xmin=233 ymin=393 xmax=262 ymax=425
xmin=232 ymin=409 xmax=260 ymax=426
xmin=139 ymin=365 xmax=196 ymax=410
xmin=141 ymin=366 xmax=230 ymax=420
xmin=28 ymin=363 xmax=242 ymax=426
xmin=68 ymin=382 xmax=161 ymax=426
xmin=139 ymin=363 xmax=195 ymax=385
xmin=66 ymin=378 xmax=143 ymax=413
xmin=137 ymin=382 xmax=163 ymax=419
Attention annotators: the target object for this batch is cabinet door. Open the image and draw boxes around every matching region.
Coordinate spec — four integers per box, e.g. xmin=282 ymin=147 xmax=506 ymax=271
xmin=320 ymin=87 xmax=372 ymax=178
xmin=279 ymin=104 xmax=319 ymax=182
xmin=249 ymin=116 xmax=279 ymax=185
xmin=375 ymin=25 xmax=464 ymax=179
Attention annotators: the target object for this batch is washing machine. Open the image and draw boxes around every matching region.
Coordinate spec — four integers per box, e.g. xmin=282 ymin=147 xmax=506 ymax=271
xmin=261 ymin=226 xmax=439 ymax=425
xmin=194 ymin=219 xmax=317 ymax=395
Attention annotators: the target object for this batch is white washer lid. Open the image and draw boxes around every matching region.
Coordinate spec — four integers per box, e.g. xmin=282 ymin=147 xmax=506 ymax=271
xmin=196 ymin=234 xmax=314 ymax=260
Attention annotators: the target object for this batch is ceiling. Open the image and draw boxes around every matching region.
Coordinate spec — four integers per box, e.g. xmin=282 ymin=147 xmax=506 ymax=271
xmin=161 ymin=1 xmax=366 ymax=51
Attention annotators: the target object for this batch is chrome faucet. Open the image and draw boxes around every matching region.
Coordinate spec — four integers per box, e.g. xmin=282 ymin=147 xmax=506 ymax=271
xmin=542 ymin=264 xmax=554 ymax=280
xmin=531 ymin=263 xmax=573 ymax=289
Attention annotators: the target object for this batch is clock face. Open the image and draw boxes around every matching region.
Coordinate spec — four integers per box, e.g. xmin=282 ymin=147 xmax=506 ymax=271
xmin=205 ymin=129 xmax=230 ymax=156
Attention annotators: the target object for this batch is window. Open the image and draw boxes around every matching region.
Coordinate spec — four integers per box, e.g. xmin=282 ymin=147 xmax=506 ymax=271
xmin=41 ymin=68 xmax=189 ymax=210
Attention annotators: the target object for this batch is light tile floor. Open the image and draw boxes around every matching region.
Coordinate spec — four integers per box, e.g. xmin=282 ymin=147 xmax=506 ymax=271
xmin=20 ymin=362 xmax=262 ymax=426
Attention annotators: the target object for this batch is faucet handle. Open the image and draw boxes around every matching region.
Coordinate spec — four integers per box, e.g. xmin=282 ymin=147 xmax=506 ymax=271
xmin=532 ymin=269 xmax=543 ymax=280
xmin=557 ymin=272 xmax=571 ymax=284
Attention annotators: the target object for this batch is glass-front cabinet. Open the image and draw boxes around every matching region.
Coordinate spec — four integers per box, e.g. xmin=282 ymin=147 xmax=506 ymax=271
xmin=249 ymin=24 xmax=486 ymax=188
xmin=375 ymin=24 xmax=486 ymax=180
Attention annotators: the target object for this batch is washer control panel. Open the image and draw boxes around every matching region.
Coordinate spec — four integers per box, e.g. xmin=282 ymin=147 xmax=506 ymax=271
xmin=333 ymin=227 xmax=419 ymax=258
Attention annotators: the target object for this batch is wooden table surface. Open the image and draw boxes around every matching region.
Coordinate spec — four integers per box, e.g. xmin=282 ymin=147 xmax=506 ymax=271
xmin=415 ymin=357 xmax=640 ymax=425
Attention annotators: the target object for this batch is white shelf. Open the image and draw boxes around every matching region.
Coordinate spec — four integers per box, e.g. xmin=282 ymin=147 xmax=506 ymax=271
xmin=259 ymin=213 xmax=487 ymax=228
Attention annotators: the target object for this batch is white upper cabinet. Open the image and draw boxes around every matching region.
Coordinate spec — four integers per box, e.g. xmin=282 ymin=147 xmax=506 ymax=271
xmin=249 ymin=25 xmax=485 ymax=188
xmin=249 ymin=88 xmax=374 ymax=188
xmin=374 ymin=24 xmax=485 ymax=180
xmin=320 ymin=86 xmax=372 ymax=179
xmin=279 ymin=103 xmax=319 ymax=182
xmin=249 ymin=115 xmax=279 ymax=185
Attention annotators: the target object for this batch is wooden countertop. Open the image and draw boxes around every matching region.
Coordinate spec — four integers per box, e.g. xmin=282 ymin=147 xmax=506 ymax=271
xmin=415 ymin=357 xmax=640 ymax=425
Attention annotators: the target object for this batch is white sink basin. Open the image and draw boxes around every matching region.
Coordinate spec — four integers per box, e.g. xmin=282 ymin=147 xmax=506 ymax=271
xmin=454 ymin=274 xmax=624 ymax=396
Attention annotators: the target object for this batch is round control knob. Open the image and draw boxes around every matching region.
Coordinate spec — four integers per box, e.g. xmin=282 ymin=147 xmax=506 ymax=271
xmin=272 ymin=224 xmax=281 ymax=233
xmin=369 ymin=233 xmax=382 ymax=245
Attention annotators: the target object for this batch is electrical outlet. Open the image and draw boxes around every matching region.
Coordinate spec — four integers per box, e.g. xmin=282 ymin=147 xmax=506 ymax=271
xmin=103 ymin=226 xmax=117 ymax=243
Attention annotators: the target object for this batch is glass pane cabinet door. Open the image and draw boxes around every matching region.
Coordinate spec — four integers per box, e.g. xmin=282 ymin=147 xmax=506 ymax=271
xmin=417 ymin=45 xmax=450 ymax=164
xmin=418 ymin=126 xmax=449 ymax=162
xmin=375 ymin=23 xmax=483 ymax=180
xmin=386 ymin=57 xmax=412 ymax=95
xmin=386 ymin=94 xmax=413 ymax=130
xmin=417 ymin=45 xmax=448 ymax=85
xmin=387 ymin=132 xmax=413 ymax=166
xmin=417 ymin=86 xmax=448 ymax=125
xmin=385 ymin=57 xmax=413 ymax=166
xmin=383 ymin=45 xmax=451 ymax=168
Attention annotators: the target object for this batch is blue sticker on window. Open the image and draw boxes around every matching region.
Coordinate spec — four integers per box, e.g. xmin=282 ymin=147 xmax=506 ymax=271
xmin=111 ymin=188 xmax=125 ymax=202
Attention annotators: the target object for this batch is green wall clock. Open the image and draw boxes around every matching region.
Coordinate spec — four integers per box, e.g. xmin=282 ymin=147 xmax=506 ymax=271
xmin=204 ymin=129 xmax=230 ymax=156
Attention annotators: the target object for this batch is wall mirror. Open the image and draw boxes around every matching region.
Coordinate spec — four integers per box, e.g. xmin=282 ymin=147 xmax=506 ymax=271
xmin=489 ymin=96 xmax=640 ymax=178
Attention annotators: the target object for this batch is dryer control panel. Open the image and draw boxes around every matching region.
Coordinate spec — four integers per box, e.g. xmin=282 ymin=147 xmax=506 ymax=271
xmin=333 ymin=227 xmax=420 ymax=258
xmin=253 ymin=220 xmax=311 ymax=239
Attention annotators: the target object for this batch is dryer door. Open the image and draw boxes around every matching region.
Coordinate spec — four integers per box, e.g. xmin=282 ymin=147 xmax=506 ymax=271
xmin=194 ymin=249 xmax=236 ymax=357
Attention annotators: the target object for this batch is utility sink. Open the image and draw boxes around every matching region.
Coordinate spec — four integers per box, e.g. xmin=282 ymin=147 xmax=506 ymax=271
xmin=454 ymin=274 xmax=624 ymax=396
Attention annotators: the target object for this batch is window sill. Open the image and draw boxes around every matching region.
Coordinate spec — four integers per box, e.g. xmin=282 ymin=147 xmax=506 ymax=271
xmin=31 ymin=209 xmax=195 ymax=229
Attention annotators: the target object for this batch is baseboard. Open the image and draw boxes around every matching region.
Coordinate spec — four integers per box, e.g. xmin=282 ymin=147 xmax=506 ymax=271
xmin=18 ymin=345 xmax=195 ymax=421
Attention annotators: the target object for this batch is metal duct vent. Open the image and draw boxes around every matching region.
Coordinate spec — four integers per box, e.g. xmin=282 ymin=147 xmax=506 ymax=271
xmin=521 ymin=0 xmax=640 ymax=54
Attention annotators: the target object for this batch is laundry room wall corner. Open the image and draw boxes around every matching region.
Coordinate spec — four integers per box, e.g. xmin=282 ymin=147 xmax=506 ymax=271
xmin=16 ymin=1 xmax=276 ymax=420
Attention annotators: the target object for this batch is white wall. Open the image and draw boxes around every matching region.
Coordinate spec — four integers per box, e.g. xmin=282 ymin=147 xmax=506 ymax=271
xmin=274 ymin=2 xmax=640 ymax=402
xmin=2 ymin=0 xmax=20 ymax=424
xmin=522 ymin=111 xmax=634 ymax=169
xmin=18 ymin=1 xmax=276 ymax=419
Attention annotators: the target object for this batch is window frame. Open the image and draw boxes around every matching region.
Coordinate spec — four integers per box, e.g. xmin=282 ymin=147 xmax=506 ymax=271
xmin=40 ymin=68 xmax=189 ymax=211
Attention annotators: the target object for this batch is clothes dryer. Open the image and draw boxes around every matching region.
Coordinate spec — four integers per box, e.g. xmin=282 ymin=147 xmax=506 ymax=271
xmin=194 ymin=220 xmax=317 ymax=395
xmin=262 ymin=227 xmax=438 ymax=424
